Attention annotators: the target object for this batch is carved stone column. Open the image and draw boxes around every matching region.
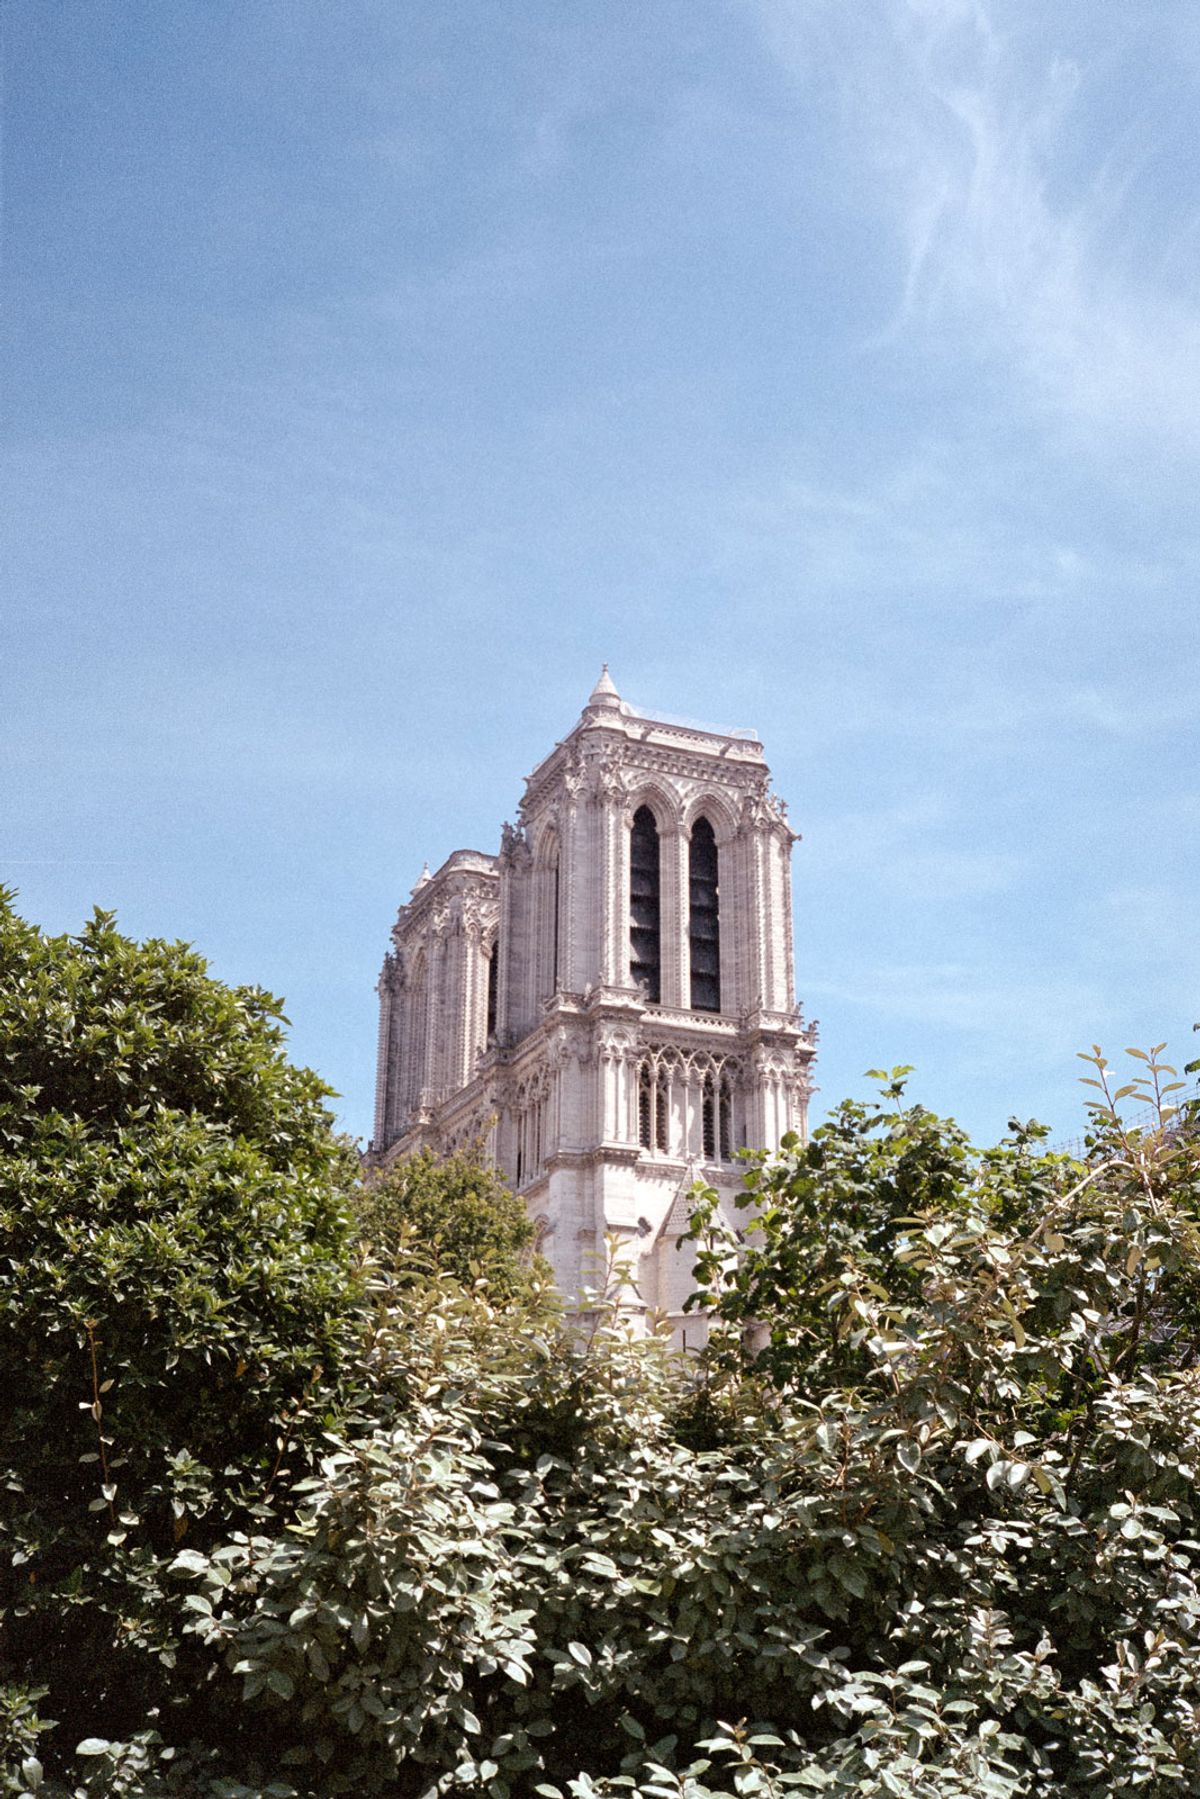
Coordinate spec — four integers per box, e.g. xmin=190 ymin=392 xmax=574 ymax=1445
xmin=739 ymin=786 xmax=772 ymax=1014
xmin=592 ymin=744 xmax=630 ymax=988
xmin=497 ymin=820 xmax=529 ymax=1041
xmin=372 ymin=952 xmax=397 ymax=1147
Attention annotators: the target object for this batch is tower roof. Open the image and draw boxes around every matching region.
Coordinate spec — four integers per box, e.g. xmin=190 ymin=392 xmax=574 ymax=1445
xmin=587 ymin=663 xmax=622 ymax=710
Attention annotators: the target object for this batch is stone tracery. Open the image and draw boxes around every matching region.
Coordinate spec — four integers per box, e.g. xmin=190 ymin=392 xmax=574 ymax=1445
xmin=369 ymin=669 xmax=816 ymax=1342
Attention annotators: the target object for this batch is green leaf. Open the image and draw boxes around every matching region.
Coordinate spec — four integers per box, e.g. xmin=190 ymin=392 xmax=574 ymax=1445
xmin=895 ymin=1440 xmax=921 ymax=1475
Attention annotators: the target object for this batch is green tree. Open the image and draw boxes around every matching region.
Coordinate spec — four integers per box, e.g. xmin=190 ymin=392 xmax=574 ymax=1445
xmin=170 ymin=1048 xmax=1200 ymax=1798
xmin=0 ymin=892 xmax=362 ymax=1775
xmin=354 ymin=1145 xmax=542 ymax=1304
xmin=9 ymin=883 xmax=1200 ymax=1799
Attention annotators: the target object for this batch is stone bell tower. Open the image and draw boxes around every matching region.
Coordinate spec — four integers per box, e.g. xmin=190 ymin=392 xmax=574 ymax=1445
xmin=371 ymin=669 xmax=816 ymax=1341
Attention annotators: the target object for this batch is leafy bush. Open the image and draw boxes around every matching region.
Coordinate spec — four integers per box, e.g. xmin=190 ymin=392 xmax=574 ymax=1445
xmin=354 ymin=1146 xmax=541 ymax=1303
xmin=171 ymin=1049 xmax=1200 ymax=1798
xmin=8 ymin=888 xmax=1200 ymax=1796
xmin=0 ymin=893 xmax=362 ymax=1776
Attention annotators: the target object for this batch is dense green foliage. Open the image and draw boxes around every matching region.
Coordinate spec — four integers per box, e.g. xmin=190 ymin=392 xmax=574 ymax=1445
xmin=354 ymin=1146 xmax=540 ymax=1302
xmin=0 ymin=893 xmax=363 ymax=1789
xmin=5 ymin=892 xmax=1200 ymax=1797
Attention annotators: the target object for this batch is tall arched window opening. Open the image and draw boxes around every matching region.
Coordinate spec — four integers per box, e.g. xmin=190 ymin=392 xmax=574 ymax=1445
xmin=655 ymin=1067 xmax=669 ymax=1153
xmin=719 ymin=1071 xmax=733 ymax=1161
xmin=536 ymin=836 xmax=560 ymax=1003
xmin=405 ymin=951 xmax=428 ymax=1110
xmin=638 ymin=1065 xmax=653 ymax=1149
xmin=702 ymin=1071 xmax=717 ymax=1160
xmin=485 ymin=944 xmax=497 ymax=1042
xmin=689 ymin=816 xmax=721 ymax=1012
xmin=637 ymin=1059 xmax=671 ymax=1154
xmin=629 ymin=806 xmax=661 ymax=1003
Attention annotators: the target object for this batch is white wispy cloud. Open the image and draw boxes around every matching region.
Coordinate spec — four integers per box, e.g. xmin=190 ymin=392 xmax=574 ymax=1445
xmin=755 ymin=0 xmax=1200 ymax=465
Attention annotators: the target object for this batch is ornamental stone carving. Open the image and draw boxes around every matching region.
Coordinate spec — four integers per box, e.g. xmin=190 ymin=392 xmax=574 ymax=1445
xmin=368 ymin=669 xmax=815 ymax=1348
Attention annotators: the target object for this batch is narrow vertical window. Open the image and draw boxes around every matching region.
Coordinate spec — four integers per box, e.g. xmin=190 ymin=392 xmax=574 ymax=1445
xmin=406 ymin=951 xmax=428 ymax=1108
xmin=538 ymin=839 xmax=560 ymax=1002
xmin=701 ymin=1071 xmax=716 ymax=1161
xmin=689 ymin=817 xmax=721 ymax=1012
xmin=719 ymin=1074 xmax=733 ymax=1161
xmin=629 ymin=806 xmax=661 ymax=1003
xmin=655 ymin=1068 xmax=669 ymax=1153
xmin=638 ymin=1065 xmax=653 ymax=1149
xmin=485 ymin=946 xmax=497 ymax=1042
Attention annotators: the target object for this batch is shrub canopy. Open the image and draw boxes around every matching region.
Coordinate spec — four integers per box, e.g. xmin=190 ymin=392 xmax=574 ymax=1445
xmin=354 ymin=1145 xmax=540 ymax=1302
xmin=0 ymin=893 xmax=362 ymax=1775
xmin=5 ymin=891 xmax=1200 ymax=1799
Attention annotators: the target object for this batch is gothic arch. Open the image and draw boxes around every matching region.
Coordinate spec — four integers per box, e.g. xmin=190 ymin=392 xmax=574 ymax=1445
xmin=529 ymin=823 xmax=561 ymax=1001
xmin=404 ymin=948 xmax=429 ymax=1111
xmin=680 ymin=790 xmax=739 ymax=844
xmin=529 ymin=815 xmax=561 ymax=867
xmin=687 ymin=812 xmax=721 ymax=1013
xmin=633 ymin=1042 xmax=742 ymax=1161
xmin=482 ymin=924 xmax=499 ymax=1048
xmin=625 ymin=782 xmax=680 ymax=835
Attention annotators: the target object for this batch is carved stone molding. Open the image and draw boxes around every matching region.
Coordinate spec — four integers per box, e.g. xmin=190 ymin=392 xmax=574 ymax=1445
xmin=371 ymin=678 xmax=812 ymax=1332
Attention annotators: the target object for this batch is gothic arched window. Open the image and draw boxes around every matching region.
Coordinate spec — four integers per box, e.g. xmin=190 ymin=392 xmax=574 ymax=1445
xmin=536 ymin=834 xmax=561 ymax=1002
xmin=485 ymin=943 xmax=497 ymax=1042
xmin=689 ymin=816 xmax=721 ymax=1012
xmin=638 ymin=1064 xmax=652 ymax=1149
xmin=629 ymin=806 xmax=661 ymax=1003
xmin=701 ymin=1064 xmax=734 ymax=1162
xmin=655 ymin=1067 xmax=669 ymax=1153
xmin=637 ymin=1059 xmax=671 ymax=1154
xmin=405 ymin=950 xmax=428 ymax=1109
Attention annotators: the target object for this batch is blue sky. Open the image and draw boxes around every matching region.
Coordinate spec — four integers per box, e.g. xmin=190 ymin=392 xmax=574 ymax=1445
xmin=3 ymin=0 xmax=1198 ymax=1148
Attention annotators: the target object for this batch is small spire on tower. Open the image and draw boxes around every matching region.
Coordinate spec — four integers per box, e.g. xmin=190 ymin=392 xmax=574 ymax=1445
xmin=587 ymin=663 xmax=621 ymax=710
xmin=411 ymin=861 xmax=431 ymax=896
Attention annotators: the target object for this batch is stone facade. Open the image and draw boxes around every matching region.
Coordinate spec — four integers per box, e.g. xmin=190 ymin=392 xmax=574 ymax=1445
xmin=370 ymin=669 xmax=817 ymax=1342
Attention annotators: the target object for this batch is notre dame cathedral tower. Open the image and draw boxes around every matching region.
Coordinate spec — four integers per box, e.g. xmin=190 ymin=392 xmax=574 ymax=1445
xmin=370 ymin=669 xmax=816 ymax=1341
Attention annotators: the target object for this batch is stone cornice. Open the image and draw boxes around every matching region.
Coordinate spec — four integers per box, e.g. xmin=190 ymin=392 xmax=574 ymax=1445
xmin=391 ymin=857 xmax=500 ymax=945
xmin=521 ymin=715 xmax=770 ymax=817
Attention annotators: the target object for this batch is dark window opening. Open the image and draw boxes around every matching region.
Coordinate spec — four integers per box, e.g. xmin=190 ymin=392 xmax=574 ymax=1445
xmin=638 ymin=1063 xmax=670 ymax=1154
xmin=702 ymin=1073 xmax=716 ymax=1160
xmin=485 ymin=947 xmax=497 ymax=1041
xmin=689 ymin=816 xmax=721 ymax=1012
xmin=719 ymin=1078 xmax=733 ymax=1160
xmin=630 ymin=806 xmax=661 ymax=1003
